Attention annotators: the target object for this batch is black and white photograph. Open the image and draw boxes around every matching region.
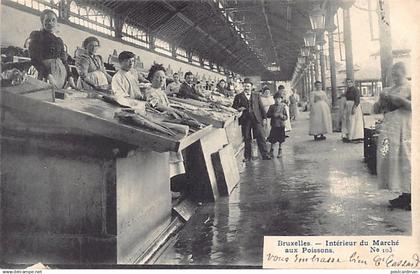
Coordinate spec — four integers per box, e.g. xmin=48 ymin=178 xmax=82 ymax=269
xmin=0 ymin=0 xmax=418 ymax=270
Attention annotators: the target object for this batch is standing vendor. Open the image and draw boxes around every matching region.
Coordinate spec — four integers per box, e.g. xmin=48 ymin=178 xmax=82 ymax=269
xmin=111 ymin=51 xmax=143 ymax=100
xmin=28 ymin=9 xmax=76 ymax=89
xmin=374 ymin=62 xmax=411 ymax=210
xmin=289 ymin=89 xmax=299 ymax=121
xmin=342 ymin=78 xmax=364 ymax=142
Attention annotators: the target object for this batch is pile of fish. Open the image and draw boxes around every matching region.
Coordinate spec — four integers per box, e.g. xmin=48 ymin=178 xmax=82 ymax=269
xmin=114 ymin=109 xmax=176 ymax=136
xmin=147 ymin=104 xmax=205 ymax=131
xmin=102 ymin=94 xmax=205 ymax=136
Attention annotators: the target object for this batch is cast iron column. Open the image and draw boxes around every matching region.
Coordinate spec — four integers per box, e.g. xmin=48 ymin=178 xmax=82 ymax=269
xmin=113 ymin=16 xmax=125 ymax=39
xmin=378 ymin=0 xmax=393 ymax=87
xmin=319 ymin=42 xmax=327 ymax=90
xmin=305 ymin=69 xmax=310 ymax=100
xmin=304 ymin=69 xmax=309 ymax=100
xmin=342 ymin=0 xmax=355 ymax=80
xmin=300 ymin=76 xmax=304 ymax=100
xmin=314 ymin=53 xmax=320 ymax=81
xmin=327 ymin=2 xmax=338 ymax=107
xmin=310 ymin=62 xmax=315 ymax=88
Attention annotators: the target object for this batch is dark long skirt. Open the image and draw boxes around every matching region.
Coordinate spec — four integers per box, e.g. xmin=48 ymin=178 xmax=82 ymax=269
xmin=268 ymin=126 xmax=285 ymax=144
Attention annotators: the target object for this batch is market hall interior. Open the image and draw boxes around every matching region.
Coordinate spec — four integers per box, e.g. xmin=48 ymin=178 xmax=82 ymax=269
xmin=0 ymin=0 xmax=414 ymax=268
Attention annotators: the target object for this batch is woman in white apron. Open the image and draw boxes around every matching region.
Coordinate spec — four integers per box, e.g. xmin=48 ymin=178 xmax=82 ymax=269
xmin=342 ymin=78 xmax=364 ymax=142
xmin=374 ymin=62 xmax=411 ymax=210
xmin=309 ymin=81 xmax=332 ymax=140
xmin=28 ymin=9 xmax=76 ymax=89
xmin=75 ymin=36 xmax=112 ymax=92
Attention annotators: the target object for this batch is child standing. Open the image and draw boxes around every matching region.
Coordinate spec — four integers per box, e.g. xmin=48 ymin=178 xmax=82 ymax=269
xmin=266 ymin=92 xmax=288 ymax=158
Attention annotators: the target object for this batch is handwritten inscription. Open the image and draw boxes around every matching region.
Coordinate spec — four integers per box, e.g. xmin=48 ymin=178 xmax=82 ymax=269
xmin=265 ymin=237 xmax=418 ymax=268
xmin=349 ymin=252 xmax=368 ymax=265
xmin=266 ymin=253 xmax=342 ymax=264
xmin=266 ymin=251 xmax=420 ymax=268
xmin=373 ymin=254 xmax=420 ymax=268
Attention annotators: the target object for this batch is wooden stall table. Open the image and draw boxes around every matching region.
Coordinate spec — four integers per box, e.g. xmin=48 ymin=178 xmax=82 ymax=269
xmin=167 ymin=97 xmax=241 ymax=202
xmin=0 ymin=79 xmax=212 ymax=265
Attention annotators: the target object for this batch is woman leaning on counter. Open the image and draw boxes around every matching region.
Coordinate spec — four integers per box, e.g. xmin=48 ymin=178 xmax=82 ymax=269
xmin=145 ymin=63 xmax=172 ymax=109
xmin=145 ymin=63 xmax=185 ymax=178
xmin=75 ymin=36 xmax=112 ymax=92
xmin=28 ymin=9 xmax=76 ymax=89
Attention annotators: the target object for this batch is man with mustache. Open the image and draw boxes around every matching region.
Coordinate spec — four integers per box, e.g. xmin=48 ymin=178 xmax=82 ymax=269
xmin=232 ymin=78 xmax=271 ymax=162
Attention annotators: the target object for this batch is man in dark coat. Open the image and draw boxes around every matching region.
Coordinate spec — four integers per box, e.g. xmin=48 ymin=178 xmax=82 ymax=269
xmin=178 ymin=71 xmax=206 ymax=101
xmin=232 ymin=78 xmax=271 ymax=162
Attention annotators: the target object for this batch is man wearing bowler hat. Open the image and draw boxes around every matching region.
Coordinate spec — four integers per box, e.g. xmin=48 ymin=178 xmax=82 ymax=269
xmin=232 ymin=78 xmax=272 ymax=162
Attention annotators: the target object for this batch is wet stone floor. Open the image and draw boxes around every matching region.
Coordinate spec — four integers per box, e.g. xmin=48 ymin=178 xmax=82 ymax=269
xmin=154 ymin=112 xmax=411 ymax=267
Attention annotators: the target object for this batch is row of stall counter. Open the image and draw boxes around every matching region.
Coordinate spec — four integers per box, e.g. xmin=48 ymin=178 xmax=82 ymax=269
xmin=0 ymin=78 xmax=242 ymax=265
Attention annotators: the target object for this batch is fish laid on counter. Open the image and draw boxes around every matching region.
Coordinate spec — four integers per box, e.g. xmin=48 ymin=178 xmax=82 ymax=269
xmin=115 ymin=110 xmax=176 ymax=136
xmin=163 ymin=117 xmax=204 ymax=131
xmin=209 ymin=96 xmax=233 ymax=108
xmin=208 ymin=102 xmax=237 ymax=113
xmin=146 ymin=105 xmax=205 ymax=130
xmin=170 ymin=103 xmax=198 ymax=111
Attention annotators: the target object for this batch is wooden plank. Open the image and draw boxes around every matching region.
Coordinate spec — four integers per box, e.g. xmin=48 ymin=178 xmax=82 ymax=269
xmin=2 ymin=91 xmax=179 ymax=152
xmin=1 ymin=77 xmax=51 ymax=95
xmin=24 ymin=89 xmax=55 ymax=102
xmin=183 ymin=128 xmax=228 ymax=202
xmin=211 ymin=144 xmax=240 ymax=196
xmin=177 ymin=124 xmax=213 ymax=150
xmin=172 ymin=199 xmax=197 ymax=222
